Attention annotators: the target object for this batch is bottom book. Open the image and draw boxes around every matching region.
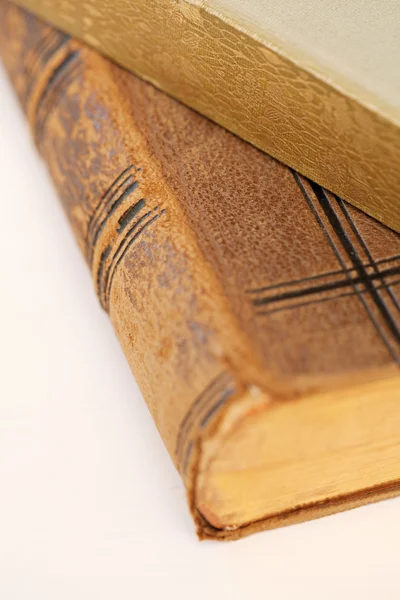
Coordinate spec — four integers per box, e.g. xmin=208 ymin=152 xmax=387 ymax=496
xmin=1 ymin=0 xmax=400 ymax=540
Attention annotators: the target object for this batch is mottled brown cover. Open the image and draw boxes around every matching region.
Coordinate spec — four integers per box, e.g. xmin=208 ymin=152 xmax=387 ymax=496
xmin=1 ymin=1 xmax=400 ymax=539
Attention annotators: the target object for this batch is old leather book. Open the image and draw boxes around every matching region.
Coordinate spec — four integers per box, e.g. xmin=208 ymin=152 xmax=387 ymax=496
xmin=2 ymin=1 xmax=400 ymax=541
xmin=11 ymin=0 xmax=400 ymax=233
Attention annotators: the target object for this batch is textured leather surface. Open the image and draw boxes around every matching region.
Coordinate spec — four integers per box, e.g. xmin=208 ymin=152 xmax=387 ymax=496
xmin=1 ymin=2 xmax=400 ymax=539
xmin=119 ymin=75 xmax=400 ymax=379
xmin=11 ymin=0 xmax=400 ymax=233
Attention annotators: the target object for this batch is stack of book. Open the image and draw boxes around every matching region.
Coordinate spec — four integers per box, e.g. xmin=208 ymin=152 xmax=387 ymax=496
xmin=1 ymin=0 xmax=399 ymax=540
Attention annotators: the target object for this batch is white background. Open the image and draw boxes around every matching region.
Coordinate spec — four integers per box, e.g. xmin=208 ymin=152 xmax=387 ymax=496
xmin=1 ymin=65 xmax=400 ymax=599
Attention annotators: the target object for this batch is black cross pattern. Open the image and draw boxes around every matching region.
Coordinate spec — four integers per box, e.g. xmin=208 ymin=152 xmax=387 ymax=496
xmin=248 ymin=172 xmax=400 ymax=363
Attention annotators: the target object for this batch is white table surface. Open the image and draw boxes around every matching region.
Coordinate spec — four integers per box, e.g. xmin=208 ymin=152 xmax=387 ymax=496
xmin=1 ymin=65 xmax=400 ymax=599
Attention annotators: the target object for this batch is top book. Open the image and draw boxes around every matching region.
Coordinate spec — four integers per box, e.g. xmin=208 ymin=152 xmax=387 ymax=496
xmin=13 ymin=0 xmax=400 ymax=233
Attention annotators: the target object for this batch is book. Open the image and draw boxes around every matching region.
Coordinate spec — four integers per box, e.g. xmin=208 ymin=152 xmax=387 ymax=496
xmin=1 ymin=1 xmax=400 ymax=541
xmin=11 ymin=0 xmax=400 ymax=234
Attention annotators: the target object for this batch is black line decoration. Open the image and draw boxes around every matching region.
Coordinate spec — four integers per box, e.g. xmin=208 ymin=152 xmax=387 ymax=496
xmin=87 ymin=165 xmax=166 ymax=309
xmin=256 ymin=279 xmax=400 ymax=317
xmin=310 ymin=181 xmax=400 ymax=350
xmin=175 ymin=372 xmax=235 ymax=473
xmin=87 ymin=165 xmax=137 ymax=262
xmin=35 ymin=49 xmax=82 ymax=143
xmin=96 ymin=245 xmax=111 ymax=303
xmin=182 ymin=441 xmax=194 ymax=475
xmin=200 ymin=388 xmax=235 ymax=428
xmin=335 ymin=196 xmax=400 ymax=315
xmin=24 ymin=29 xmax=55 ymax=97
xmin=117 ymin=199 xmax=146 ymax=233
xmin=251 ymin=266 xmax=400 ymax=307
xmin=103 ymin=210 xmax=165 ymax=309
xmin=247 ymin=255 xmax=400 ymax=295
xmin=176 ymin=373 xmax=231 ymax=455
xmin=93 ymin=181 xmax=139 ymax=247
xmin=286 ymin=172 xmax=399 ymax=362
xmin=25 ymin=31 xmax=71 ymax=107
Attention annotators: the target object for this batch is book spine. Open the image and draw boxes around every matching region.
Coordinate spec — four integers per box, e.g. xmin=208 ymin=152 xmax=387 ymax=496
xmin=0 ymin=1 xmax=269 ymax=535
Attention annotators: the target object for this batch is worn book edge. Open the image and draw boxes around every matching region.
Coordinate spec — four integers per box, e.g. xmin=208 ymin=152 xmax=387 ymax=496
xmin=190 ymin=374 xmax=400 ymax=540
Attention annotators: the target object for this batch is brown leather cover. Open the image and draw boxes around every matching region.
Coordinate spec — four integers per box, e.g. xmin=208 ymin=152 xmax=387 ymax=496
xmin=1 ymin=1 xmax=400 ymax=539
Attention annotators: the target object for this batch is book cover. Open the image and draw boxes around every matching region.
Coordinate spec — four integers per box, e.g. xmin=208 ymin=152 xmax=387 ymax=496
xmin=11 ymin=0 xmax=400 ymax=233
xmin=1 ymin=1 xmax=400 ymax=540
